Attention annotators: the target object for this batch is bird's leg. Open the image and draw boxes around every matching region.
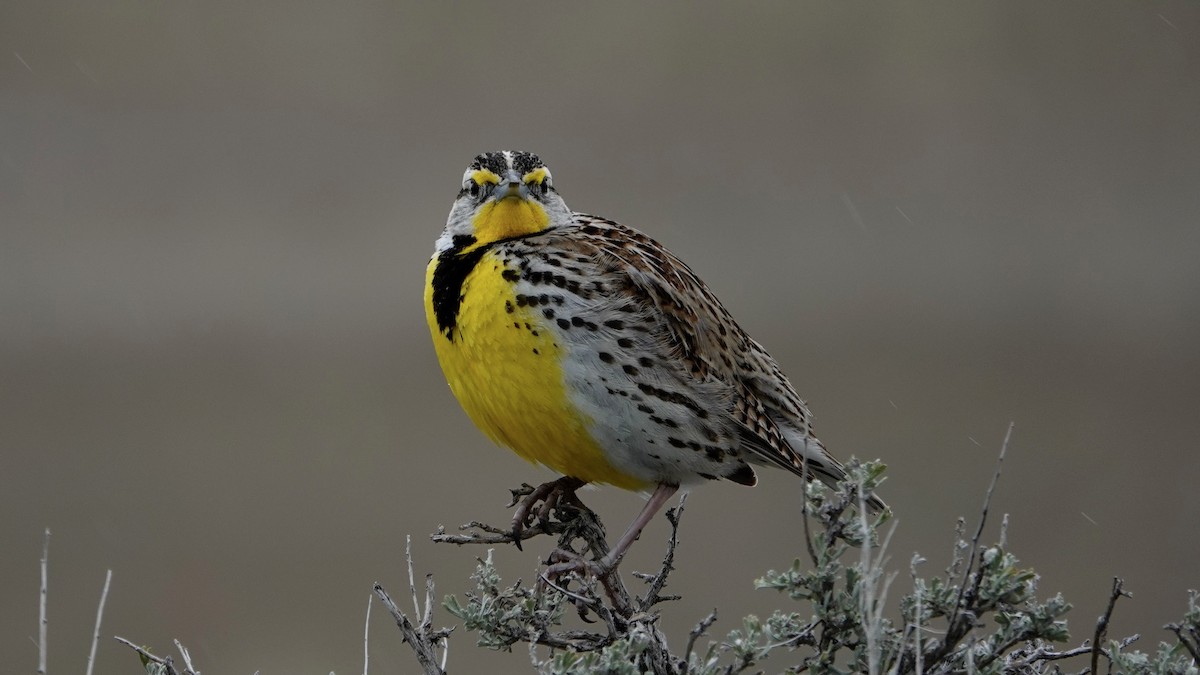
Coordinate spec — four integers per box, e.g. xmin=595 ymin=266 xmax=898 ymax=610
xmin=545 ymin=482 xmax=679 ymax=580
xmin=510 ymin=475 xmax=586 ymax=550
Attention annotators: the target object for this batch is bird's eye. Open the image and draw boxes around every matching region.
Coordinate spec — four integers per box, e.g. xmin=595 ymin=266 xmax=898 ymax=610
xmin=467 ymin=182 xmax=481 ymax=198
xmin=539 ymin=180 xmax=551 ymax=195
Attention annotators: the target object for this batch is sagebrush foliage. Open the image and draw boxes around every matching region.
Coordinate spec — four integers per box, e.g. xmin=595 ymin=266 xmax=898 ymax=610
xmin=435 ymin=461 xmax=1198 ymax=675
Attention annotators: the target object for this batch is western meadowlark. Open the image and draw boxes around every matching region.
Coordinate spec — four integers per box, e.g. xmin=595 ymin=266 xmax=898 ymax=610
xmin=424 ymin=151 xmax=885 ymax=575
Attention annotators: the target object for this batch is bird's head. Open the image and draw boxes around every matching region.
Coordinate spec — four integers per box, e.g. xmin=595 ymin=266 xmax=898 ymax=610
xmin=438 ymin=151 xmax=573 ymax=253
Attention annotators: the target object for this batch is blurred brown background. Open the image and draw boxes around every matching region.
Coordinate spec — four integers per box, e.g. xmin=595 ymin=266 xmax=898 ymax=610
xmin=3 ymin=2 xmax=1199 ymax=673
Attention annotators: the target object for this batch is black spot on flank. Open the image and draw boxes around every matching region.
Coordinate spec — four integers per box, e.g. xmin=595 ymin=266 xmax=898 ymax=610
xmin=617 ymin=338 xmax=634 ymax=349
xmin=622 ymin=364 xmax=639 ymax=376
xmin=636 ymin=383 xmax=707 ymax=417
xmin=571 ymin=316 xmax=585 ymax=327
xmin=603 ymin=319 xmax=624 ymax=330
xmin=667 ymin=438 xmax=687 ymax=449
xmin=543 ymin=308 xmax=555 ymax=319
xmin=539 ymin=294 xmax=550 ymax=305
xmin=566 ymin=280 xmax=582 ymax=294
xmin=637 ymin=404 xmax=654 ymax=414
xmin=515 ymin=295 xmax=528 ymax=307
xmin=598 ymin=352 xmax=614 ymax=363
xmin=638 ymin=356 xmax=654 ymax=367
xmin=505 ymin=301 xmax=514 ymax=314
xmin=501 ymin=269 xmax=520 ymax=282
xmin=544 ymin=256 xmax=562 ymax=267
xmin=552 ymin=295 xmax=564 ymax=305
xmin=705 ymin=447 xmax=724 ymax=462
xmin=651 ymin=416 xmax=678 ymax=428
xmin=532 ymin=348 xmax=539 ymax=355
xmin=718 ymin=323 xmax=728 ymax=336
xmin=531 ymin=330 xmax=539 ymax=336
xmin=557 ymin=318 xmax=570 ymax=329
xmin=551 ymin=275 xmax=566 ymax=287
xmin=513 ymin=322 xmax=520 ymax=329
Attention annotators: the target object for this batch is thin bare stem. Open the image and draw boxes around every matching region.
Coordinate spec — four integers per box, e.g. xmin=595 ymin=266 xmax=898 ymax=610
xmin=363 ymin=593 xmax=372 ymax=675
xmin=373 ymin=583 xmax=446 ymax=675
xmin=681 ymin=610 xmax=718 ymax=675
xmin=638 ymin=495 xmax=687 ymax=612
xmin=113 ymin=637 xmax=180 ymax=675
xmin=38 ymin=527 xmax=50 ymax=675
xmin=406 ymin=536 xmax=421 ymax=619
xmin=951 ymin=423 xmax=1013 ymax=628
xmin=1091 ymin=578 xmax=1128 ymax=675
xmin=173 ymin=639 xmax=198 ymax=675
xmin=85 ymin=570 xmax=113 ymax=675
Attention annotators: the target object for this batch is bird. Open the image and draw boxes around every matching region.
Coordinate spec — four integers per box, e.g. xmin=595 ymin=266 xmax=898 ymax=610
xmin=424 ymin=151 xmax=885 ymax=576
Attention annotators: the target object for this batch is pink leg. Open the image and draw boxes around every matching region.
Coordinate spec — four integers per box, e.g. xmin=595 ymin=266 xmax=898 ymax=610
xmin=544 ymin=482 xmax=679 ymax=580
xmin=599 ymin=483 xmax=679 ymax=570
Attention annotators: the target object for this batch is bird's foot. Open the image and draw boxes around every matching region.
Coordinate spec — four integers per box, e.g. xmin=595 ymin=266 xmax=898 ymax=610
xmin=536 ymin=547 xmax=611 ymax=622
xmin=544 ymin=546 xmax=610 ymax=580
xmin=509 ymin=476 xmax=587 ymax=550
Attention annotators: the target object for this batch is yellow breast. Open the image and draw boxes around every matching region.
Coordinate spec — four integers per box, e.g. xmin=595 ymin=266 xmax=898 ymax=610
xmin=424 ymin=250 xmax=646 ymax=489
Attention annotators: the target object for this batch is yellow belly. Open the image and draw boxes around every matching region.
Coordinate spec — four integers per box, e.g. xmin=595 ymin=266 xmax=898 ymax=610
xmin=424 ymin=251 xmax=646 ymax=489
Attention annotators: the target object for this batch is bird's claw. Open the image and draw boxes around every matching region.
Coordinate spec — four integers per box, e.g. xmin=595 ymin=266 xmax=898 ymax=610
xmin=509 ymin=476 xmax=586 ymax=550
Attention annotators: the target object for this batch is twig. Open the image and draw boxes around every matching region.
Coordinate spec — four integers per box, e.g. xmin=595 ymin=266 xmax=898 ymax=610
xmin=38 ymin=527 xmax=50 ymax=675
xmin=954 ymin=422 xmax=1013 ymax=616
xmin=86 ymin=570 xmax=113 ymax=675
xmin=406 ymin=536 xmax=420 ymax=619
xmin=681 ymin=610 xmax=718 ymax=675
xmin=363 ymin=594 xmax=372 ymax=675
xmin=638 ymin=495 xmax=687 ymax=612
xmin=1165 ymin=621 xmax=1200 ymax=664
xmin=374 ymin=583 xmax=446 ymax=675
xmin=1091 ymin=578 xmax=1127 ymax=674
xmin=173 ymin=639 xmax=198 ymax=675
xmin=113 ymin=637 xmax=180 ymax=675
xmin=906 ymin=423 xmax=1013 ymax=672
xmin=431 ymin=520 xmax=563 ymax=546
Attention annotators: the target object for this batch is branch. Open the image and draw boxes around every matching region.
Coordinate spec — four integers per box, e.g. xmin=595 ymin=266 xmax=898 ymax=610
xmin=373 ymin=583 xmax=445 ymax=675
xmin=920 ymin=423 xmax=1014 ymax=667
xmin=373 ymin=539 xmax=451 ymax=675
xmin=1091 ymin=577 xmax=1128 ymax=674
xmin=38 ymin=527 xmax=50 ymax=675
xmin=86 ymin=570 xmax=113 ymax=675
xmin=113 ymin=637 xmax=177 ymax=675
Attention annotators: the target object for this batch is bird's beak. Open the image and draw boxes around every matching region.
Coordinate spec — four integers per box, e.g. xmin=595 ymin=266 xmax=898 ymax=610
xmin=497 ymin=169 xmax=530 ymax=201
